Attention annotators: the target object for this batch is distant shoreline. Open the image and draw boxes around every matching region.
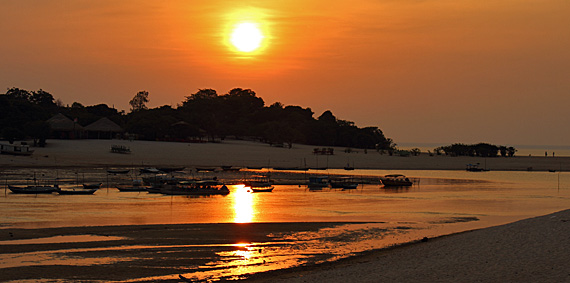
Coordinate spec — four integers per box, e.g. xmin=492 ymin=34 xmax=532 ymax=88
xmin=1 ymin=139 xmax=569 ymax=172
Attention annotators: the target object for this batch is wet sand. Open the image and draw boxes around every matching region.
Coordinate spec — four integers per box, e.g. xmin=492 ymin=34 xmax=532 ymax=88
xmin=0 ymin=211 xmax=568 ymax=282
xmin=246 ymin=209 xmax=570 ymax=283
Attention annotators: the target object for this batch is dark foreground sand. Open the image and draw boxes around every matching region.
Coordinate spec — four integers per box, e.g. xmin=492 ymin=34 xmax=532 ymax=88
xmin=246 ymin=209 xmax=570 ymax=283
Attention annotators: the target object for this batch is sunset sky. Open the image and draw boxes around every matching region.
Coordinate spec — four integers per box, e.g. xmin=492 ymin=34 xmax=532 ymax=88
xmin=1 ymin=1 xmax=569 ymax=146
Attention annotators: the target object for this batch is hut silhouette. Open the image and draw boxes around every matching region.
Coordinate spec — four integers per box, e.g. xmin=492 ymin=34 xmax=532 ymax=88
xmin=84 ymin=117 xmax=123 ymax=139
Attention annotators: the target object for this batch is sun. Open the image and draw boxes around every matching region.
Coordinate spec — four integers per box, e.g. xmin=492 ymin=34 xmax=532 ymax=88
xmin=230 ymin=22 xmax=264 ymax=52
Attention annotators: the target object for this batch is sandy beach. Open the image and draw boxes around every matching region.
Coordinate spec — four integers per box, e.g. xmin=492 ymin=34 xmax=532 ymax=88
xmin=246 ymin=209 xmax=570 ymax=283
xmin=1 ymin=139 xmax=569 ymax=282
xmin=1 ymin=139 xmax=569 ymax=171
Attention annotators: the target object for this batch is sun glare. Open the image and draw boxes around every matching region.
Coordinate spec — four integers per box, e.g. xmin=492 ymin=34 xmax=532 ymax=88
xmin=230 ymin=22 xmax=264 ymax=52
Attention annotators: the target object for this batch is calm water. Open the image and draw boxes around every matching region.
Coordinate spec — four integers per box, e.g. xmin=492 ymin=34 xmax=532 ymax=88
xmin=1 ymin=169 xmax=569 ymax=282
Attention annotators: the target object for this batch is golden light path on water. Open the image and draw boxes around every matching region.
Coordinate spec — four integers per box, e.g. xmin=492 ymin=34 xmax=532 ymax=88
xmin=233 ymin=184 xmax=255 ymax=223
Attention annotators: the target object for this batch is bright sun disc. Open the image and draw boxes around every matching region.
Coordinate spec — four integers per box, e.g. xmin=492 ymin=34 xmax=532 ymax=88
xmin=230 ymin=23 xmax=264 ymax=52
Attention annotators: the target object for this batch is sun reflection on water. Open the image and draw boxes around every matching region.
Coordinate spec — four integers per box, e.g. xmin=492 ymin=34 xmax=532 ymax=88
xmin=233 ymin=185 xmax=254 ymax=223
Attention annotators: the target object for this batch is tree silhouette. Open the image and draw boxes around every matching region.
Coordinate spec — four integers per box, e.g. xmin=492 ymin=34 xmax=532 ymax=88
xmin=129 ymin=91 xmax=149 ymax=112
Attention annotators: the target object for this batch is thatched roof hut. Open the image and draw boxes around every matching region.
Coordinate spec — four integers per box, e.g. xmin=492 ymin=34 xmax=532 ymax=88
xmin=84 ymin=117 xmax=123 ymax=139
xmin=47 ymin=113 xmax=84 ymax=139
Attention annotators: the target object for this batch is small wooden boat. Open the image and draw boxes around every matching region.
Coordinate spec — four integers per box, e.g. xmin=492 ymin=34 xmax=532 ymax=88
xmin=246 ymin=166 xmax=264 ymax=170
xmin=157 ymin=167 xmax=185 ymax=173
xmin=82 ymin=183 xmax=102 ymax=189
xmin=107 ymin=169 xmax=130 ymax=174
xmin=117 ymin=180 xmax=149 ymax=192
xmin=251 ymin=187 xmax=274 ymax=192
xmin=308 ymin=176 xmax=329 ymax=189
xmin=380 ymin=174 xmax=413 ymax=187
xmin=8 ymin=185 xmax=57 ymax=194
xmin=161 ymin=181 xmax=230 ymax=195
xmin=221 ymin=166 xmax=240 ymax=172
xmin=56 ymin=188 xmax=97 ymax=195
xmin=330 ymin=177 xmax=358 ymax=190
xmin=196 ymin=167 xmax=217 ymax=172
xmin=140 ymin=168 xmax=161 ymax=174
xmin=466 ymin=163 xmax=489 ymax=172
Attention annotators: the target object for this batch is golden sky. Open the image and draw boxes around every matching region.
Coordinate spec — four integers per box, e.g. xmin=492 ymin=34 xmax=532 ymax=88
xmin=1 ymin=0 xmax=569 ymax=145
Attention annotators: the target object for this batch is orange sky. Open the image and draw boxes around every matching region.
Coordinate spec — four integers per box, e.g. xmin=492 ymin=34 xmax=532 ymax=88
xmin=1 ymin=0 xmax=569 ymax=146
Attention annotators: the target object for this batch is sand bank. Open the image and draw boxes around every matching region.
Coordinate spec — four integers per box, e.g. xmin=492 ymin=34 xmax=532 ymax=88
xmin=1 ymin=139 xmax=569 ymax=171
xmin=247 ymin=209 xmax=570 ymax=283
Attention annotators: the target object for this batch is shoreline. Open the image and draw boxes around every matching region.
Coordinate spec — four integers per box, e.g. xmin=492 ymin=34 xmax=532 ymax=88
xmin=244 ymin=209 xmax=570 ymax=282
xmin=1 ymin=139 xmax=569 ymax=172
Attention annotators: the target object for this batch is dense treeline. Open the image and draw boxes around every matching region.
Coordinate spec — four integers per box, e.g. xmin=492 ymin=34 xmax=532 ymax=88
xmin=1 ymin=87 xmax=394 ymax=150
xmin=434 ymin=143 xmax=517 ymax=157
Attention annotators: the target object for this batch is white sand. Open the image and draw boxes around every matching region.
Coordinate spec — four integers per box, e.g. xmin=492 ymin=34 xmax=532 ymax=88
xmin=1 ymin=139 xmax=569 ymax=171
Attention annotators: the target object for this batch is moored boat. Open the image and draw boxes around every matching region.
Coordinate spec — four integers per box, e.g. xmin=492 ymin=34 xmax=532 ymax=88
xmin=161 ymin=180 xmax=229 ymax=195
xmin=380 ymin=174 xmax=413 ymax=187
xmin=107 ymin=169 xmax=130 ymax=174
xmin=250 ymin=187 xmax=274 ymax=192
xmin=56 ymin=188 xmax=98 ymax=195
xmin=117 ymin=180 xmax=149 ymax=192
xmin=308 ymin=176 xmax=329 ymax=189
xmin=330 ymin=177 xmax=358 ymax=190
xmin=8 ymin=185 xmax=58 ymax=194
xmin=82 ymin=183 xmax=102 ymax=189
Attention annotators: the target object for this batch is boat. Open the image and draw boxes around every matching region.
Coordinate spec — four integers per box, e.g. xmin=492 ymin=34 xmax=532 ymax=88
xmin=82 ymin=183 xmax=102 ymax=189
xmin=117 ymin=180 xmax=149 ymax=192
xmin=56 ymin=187 xmax=97 ymax=195
xmin=195 ymin=167 xmax=217 ymax=172
xmin=161 ymin=180 xmax=230 ymax=195
xmin=380 ymin=174 xmax=413 ymax=187
xmin=243 ymin=175 xmax=273 ymax=187
xmin=0 ymin=143 xmax=34 ymax=156
xmin=157 ymin=167 xmax=185 ymax=173
xmin=8 ymin=185 xmax=58 ymax=194
xmin=308 ymin=176 xmax=329 ymax=189
xmin=221 ymin=166 xmax=241 ymax=172
xmin=140 ymin=168 xmax=161 ymax=174
xmin=329 ymin=177 xmax=358 ymax=190
xmin=110 ymin=145 xmax=130 ymax=154
xmin=107 ymin=169 xmax=130 ymax=174
xmin=466 ymin=163 xmax=489 ymax=172
xmin=246 ymin=166 xmax=264 ymax=170
xmin=251 ymin=187 xmax=274 ymax=192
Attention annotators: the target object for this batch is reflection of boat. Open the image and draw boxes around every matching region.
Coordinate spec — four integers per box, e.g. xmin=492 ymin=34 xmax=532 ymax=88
xmin=308 ymin=176 xmax=329 ymax=189
xmin=330 ymin=177 xmax=358 ymax=190
xmin=0 ymin=143 xmax=34 ymax=156
xmin=380 ymin=174 xmax=413 ymax=187
xmin=8 ymin=185 xmax=57 ymax=194
xmin=56 ymin=187 xmax=97 ymax=195
xmin=161 ymin=181 xmax=230 ymax=195
xmin=466 ymin=163 xmax=489 ymax=172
